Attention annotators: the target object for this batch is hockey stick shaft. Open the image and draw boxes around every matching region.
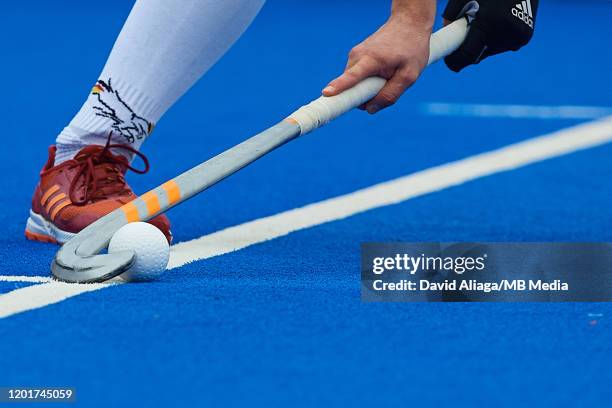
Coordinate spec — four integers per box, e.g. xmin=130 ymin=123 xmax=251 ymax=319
xmin=51 ymin=18 xmax=468 ymax=283
xmin=118 ymin=18 xmax=469 ymax=225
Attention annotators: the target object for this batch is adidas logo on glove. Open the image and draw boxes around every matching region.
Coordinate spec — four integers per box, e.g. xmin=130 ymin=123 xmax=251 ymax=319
xmin=512 ymin=0 xmax=534 ymax=28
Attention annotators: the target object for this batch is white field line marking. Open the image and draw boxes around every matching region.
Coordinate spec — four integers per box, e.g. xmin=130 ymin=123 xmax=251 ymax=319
xmin=1 ymin=116 xmax=611 ymax=319
xmin=421 ymin=103 xmax=612 ymax=120
xmin=168 ymin=116 xmax=612 ymax=268
xmin=0 ymin=282 xmax=111 ymax=319
xmin=0 ymin=276 xmax=52 ymax=283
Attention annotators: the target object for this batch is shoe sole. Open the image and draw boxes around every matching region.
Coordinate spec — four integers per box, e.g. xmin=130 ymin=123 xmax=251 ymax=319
xmin=25 ymin=210 xmax=173 ymax=245
xmin=25 ymin=210 xmax=76 ymax=245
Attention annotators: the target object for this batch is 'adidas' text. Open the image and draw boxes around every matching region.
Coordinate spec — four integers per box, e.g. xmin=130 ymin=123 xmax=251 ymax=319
xmin=512 ymin=0 xmax=534 ymax=28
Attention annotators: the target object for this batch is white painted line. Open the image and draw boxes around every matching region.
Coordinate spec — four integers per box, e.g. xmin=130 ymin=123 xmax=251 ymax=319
xmin=0 ymin=281 xmax=111 ymax=319
xmin=0 ymin=276 xmax=52 ymax=283
xmin=421 ymin=103 xmax=612 ymax=120
xmin=169 ymin=116 xmax=612 ymax=268
xmin=1 ymin=116 xmax=612 ymax=319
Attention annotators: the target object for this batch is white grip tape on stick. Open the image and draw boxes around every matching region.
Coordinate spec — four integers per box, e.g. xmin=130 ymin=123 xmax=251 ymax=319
xmin=289 ymin=77 xmax=386 ymax=134
xmin=288 ymin=18 xmax=469 ymax=135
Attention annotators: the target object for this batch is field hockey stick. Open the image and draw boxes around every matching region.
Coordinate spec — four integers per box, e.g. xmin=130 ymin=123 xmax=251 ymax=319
xmin=51 ymin=18 xmax=469 ymax=283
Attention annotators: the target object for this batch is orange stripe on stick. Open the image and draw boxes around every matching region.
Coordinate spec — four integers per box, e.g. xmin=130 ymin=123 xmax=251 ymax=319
xmin=120 ymin=201 xmax=140 ymax=223
xmin=141 ymin=191 xmax=161 ymax=216
xmin=161 ymin=180 xmax=181 ymax=205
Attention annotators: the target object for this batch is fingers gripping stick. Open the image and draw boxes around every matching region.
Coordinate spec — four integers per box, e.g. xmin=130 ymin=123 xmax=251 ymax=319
xmin=51 ymin=19 xmax=469 ymax=283
xmin=287 ymin=18 xmax=469 ymax=134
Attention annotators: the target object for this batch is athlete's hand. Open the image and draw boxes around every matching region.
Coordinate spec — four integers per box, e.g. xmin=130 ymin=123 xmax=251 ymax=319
xmin=443 ymin=0 xmax=538 ymax=72
xmin=322 ymin=8 xmax=435 ymax=114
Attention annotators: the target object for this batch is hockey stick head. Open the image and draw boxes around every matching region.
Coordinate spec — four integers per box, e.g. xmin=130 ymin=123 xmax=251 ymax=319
xmin=51 ymin=213 xmax=135 ymax=283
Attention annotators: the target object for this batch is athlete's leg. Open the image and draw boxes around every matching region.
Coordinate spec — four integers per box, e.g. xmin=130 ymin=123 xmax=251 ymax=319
xmin=27 ymin=0 xmax=264 ymax=244
xmin=55 ymin=0 xmax=265 ymax=163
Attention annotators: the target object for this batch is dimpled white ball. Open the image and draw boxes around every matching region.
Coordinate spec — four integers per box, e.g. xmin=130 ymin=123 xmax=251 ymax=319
xmin=108 ymin=222 xmax=170 ymax=282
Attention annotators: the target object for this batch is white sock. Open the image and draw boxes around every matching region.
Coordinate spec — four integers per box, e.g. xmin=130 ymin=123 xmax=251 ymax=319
xmin=55 ymin=0 xmax=265 ymax=164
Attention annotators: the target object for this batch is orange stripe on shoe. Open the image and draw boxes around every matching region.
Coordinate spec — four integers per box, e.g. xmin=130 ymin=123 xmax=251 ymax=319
xmin=45 ymin=193 xmax=67 ymax=213
xmin=120 ymin=201 xmax=140 ymax=223
xmin=161 ymin=180 xmax=181 ymax=205
xmin=141 ymin=191 xmax=161 ymax=216
xmin=50 ymin=199 xmax=71 ymax=221
xmin=40 ymin=185 xmax=60 ymax=206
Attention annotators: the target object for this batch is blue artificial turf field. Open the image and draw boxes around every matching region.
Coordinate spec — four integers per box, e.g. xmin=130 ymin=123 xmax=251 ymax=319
xmin=0 ymin=1 xmax=610 ymax=406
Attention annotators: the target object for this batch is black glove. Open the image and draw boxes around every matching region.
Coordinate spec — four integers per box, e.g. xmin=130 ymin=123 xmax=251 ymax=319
xmin=443 ymin=0 xmax=538 ymax=72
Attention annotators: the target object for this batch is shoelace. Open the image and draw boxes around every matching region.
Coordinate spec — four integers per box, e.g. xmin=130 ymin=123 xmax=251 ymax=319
xmin=68 ymin=137 xmax=149 ymax=205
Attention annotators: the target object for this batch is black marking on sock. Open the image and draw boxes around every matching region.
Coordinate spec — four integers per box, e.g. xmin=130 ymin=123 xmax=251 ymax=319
xmin=91 ymin=77 xmax=153 ymax=144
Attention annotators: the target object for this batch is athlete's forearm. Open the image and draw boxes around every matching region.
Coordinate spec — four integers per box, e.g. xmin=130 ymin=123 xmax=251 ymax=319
xmin=391 ymin=0 xmax=436 ymax=32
